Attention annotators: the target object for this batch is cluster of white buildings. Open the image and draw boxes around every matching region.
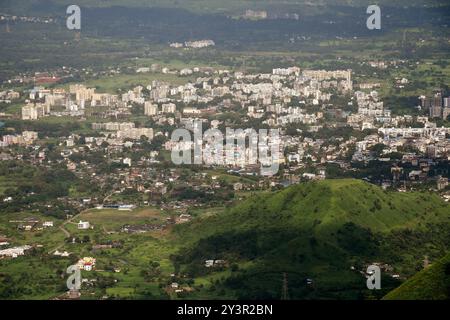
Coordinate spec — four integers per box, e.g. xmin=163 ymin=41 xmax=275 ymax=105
xmin=170 ymin=40 xmax=215 ymax=49
xmin=243 ymin=10 xmax=268 ymax=20
xmin=355 ymin=91 xmax=387 ymax=117
xmin=11 ymin=62 xmax=449 ymax=182
xmin=91 ymin=122 xmax=153 ymax=141
xmin=0 ymin=131 xmax=38 ymax=147
xmin=117 ymin=128 xmax=154 ymax=140
xmin=22 ymin=103 xmax=50 ymax=120
xmin=0 ymin=90 xmax=19 ymax=103
xmin=0 ymin=245 xmax=32 ymax=258
xmin=92 ymin=122 xmax=135 ymax=131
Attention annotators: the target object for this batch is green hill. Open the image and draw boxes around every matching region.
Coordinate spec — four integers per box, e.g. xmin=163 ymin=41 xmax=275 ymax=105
xmin=171 ymin=179 xmax=450 ymax=299
xmin=384 ymin=253 xmax=450 ymax=300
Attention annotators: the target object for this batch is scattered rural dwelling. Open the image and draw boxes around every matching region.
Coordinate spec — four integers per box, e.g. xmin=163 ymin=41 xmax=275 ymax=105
xmin=22 ymin=224 xmax=34 ymax=231
xmin=437 ymin=176 xmax=449 ymax=190
xmin=43 ymin=221 xmax=54 ymax=228
xmin=233 ymin=182 xmax=243 ymax=191
xmin=77 ymin=257 xmax=96 ymax=271
xmin=176 ymin=214 xmax=192 ymax=224
xmin=53 ymin=250 xmax=71 ymax=257
xmin=214 ymin=260 xmax=226 ymax=266
xmin=205 ymin=259 xmax=227 ymax=268
xmin=77 ymin=220 xmax=90 ymax=230
xmin=205 ymin=260 xmax=214 ymax=268
xmin=0 ymin=245 xmax=32 ymax=258
xmin=118 ymin=205 xmax=135 ymax=211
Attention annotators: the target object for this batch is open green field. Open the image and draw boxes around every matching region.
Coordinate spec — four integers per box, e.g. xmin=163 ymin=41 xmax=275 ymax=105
xmin=78 ymin=207 xmax=166 ymax=230
xmin=59 ymin=72 xmax=195 ymax=94
xmin=0 ymin=206 xmax=176 ymax=299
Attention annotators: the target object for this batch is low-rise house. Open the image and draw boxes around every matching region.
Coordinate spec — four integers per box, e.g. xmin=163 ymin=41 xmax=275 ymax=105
xmin=176 ymin=214 xmax=192 ymax=224
xmin=77 ymin=220 xmax=90 ymax=230
xmin=437 ymin=176 xmax=449 ymax=190
xmin=233 ymin=182 xmax=243 ymax=191
xmin=53 ymin=250 xmax=71 ymax=257
xmin=77 ymin=257 xmax=96 ymax=271
xmin=43 ymin=221 xmax=54 ymax=228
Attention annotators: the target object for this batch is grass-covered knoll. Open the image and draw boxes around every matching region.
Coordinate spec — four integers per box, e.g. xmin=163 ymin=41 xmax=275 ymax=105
xmin=174 ymin=179 xmax=449 ymax=240
xmin=383 ymin=253 xmax=450 ymax=300
xmin=171 ymin=179 xmax=450 ymax=299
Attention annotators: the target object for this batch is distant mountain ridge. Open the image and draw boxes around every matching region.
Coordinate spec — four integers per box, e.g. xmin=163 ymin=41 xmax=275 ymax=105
xmin=1 ymin=0 xmax=449 ymax=16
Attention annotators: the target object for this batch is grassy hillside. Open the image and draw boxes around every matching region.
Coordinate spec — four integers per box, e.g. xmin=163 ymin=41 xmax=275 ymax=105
xmin=171 ymin=179 xmax=450 ymax=299
xmin=1 ymin=178 xmax=449 ymax=299
xmin=383 ymin=253 xmax=450 ymax=300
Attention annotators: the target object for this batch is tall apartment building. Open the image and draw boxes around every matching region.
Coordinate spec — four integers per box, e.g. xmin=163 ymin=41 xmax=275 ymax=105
xmin=117 ymin=128 xmax=154 ymax=140
xmin=92 ymin=122 xmax=135 ymax=131
xmin=22 ymin=104 xmax=49 ymax=120
xmin=161 ymin=103 xmax=176 ymax=114
xmin=429 ymin=93 xmax=443 ymax=119
xmin=22 ymin=105 xmax=38 ymax=120
xmin=444 ymin=97 xmax=450 ymax=108
xmin=144 ymin=102 xmax=158 ymax=116
xmin=70 ymin=84 xmax=95 ymax=102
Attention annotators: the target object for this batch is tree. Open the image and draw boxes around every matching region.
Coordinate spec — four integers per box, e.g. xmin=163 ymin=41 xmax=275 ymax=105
xmin=369 ymin=143 xmax=386 ymax=157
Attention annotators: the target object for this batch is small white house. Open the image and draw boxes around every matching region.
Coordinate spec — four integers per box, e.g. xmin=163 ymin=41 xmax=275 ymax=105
xmin=43 ymin=221 xmax=54 ymax=228
xmin=77 ymin=257 xmax=96 ymax=271
xmin=77 ymin=221 xmax=90 ymax=230
xmin=205 ymin=260 xmax=214 ymax=268
xmin=123 ymin=158 xmax=132 ymax=167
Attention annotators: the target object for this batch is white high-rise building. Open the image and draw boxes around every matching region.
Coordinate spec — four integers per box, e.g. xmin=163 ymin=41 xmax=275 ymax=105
xmin=144 ymin=102 xmax=158 ymax=116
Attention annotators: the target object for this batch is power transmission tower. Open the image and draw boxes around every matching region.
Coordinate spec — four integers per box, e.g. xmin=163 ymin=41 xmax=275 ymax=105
xmin=402 ymin=30 xmax=407 ymax=48
xmin=281 ymin=273 xmax=289 ymax=300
